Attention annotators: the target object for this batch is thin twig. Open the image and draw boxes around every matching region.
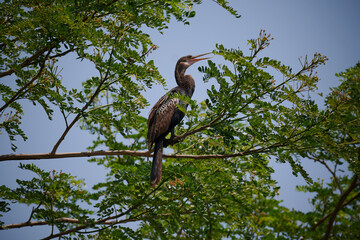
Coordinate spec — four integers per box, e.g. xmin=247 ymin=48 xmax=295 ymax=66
xmin=50 ymin=36 xmax=119 ymax=156
xmin=0 ymin=48 xmax=53 ymax=112
xmin=309 ymin=156 xmax=343 ymax=194
xmin=0 ymin=46 xmax=51 ymax=78
xmin=26 ymin=202 xmax=42 ymax=223
xmin=40 ymin=176 xmax=167 ymax=240
xmin=164 ymin=111 xmax=226 ymax=147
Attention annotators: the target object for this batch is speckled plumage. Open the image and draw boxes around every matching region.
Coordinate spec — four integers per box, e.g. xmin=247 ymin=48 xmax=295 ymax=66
xmin=147 ymin=53 xmax=211 ymax=186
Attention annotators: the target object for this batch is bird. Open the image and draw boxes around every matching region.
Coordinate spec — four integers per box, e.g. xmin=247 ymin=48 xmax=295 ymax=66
xmin=147 ymin=53 xmax=211 ymax=187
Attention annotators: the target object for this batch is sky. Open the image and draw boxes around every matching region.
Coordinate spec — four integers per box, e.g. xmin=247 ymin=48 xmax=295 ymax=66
xmin=1 ymin=1 xmax=360 ymax=239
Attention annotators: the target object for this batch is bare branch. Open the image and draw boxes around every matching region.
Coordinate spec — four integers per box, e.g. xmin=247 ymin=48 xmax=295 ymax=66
xmin=1 ymin=217 xmax=82 ymax=230
xmin=0 ymin=142 xmax=287 ymax=162
xmin=26 ymin=202 xmax=42 ymax=223
xmin=309 ymin=156 xmax=343 ymax=194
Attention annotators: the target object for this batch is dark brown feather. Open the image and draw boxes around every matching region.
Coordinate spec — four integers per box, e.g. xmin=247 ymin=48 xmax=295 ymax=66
xmin=147 ymin=53 xmax=211 ymax=186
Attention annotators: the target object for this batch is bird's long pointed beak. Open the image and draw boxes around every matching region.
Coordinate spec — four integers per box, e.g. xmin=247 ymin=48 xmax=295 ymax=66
xmin=189 ymin=52 xmax=212 ymax=64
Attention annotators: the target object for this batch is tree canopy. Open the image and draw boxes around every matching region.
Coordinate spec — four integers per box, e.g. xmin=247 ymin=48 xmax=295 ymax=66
xmin=0 ymin=1 xmax=359 ymax=239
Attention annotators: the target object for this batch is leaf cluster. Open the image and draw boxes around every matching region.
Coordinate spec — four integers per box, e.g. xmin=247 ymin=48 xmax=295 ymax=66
xmin=172 ymin=30 xmax=328 ymax=183
xmin=2 ymin=0 xmax=234 ymax=151
xmin=0 ymin=163 xmax=94 ymax=232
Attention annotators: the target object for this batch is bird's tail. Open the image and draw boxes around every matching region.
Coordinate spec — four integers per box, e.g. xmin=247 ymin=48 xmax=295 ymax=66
xmin=150 ymin=138 xmax=163 ymax=187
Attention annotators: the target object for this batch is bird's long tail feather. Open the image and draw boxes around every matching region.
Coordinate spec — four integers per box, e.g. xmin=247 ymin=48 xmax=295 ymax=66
xmin=150 ymin=138 xmax=163 ymax=186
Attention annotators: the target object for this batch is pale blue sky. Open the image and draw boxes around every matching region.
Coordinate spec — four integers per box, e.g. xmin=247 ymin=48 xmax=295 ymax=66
xmin=1 ymin=1 xmax=360 ymax=239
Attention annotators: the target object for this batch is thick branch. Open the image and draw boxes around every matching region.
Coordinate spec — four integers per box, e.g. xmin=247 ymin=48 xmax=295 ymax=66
xmin=322 ymin=149 xmax=360 ymax=239
xmin=41 ymin=224 xmax=87 ymax=240
xmin=324 ymin=175 xmax=359 ymax=239
xmin=1 ymin=217 xmax=83 ymax=230
xmin=311 ymin=190 xmax=360 ymax=232
xmin=0 ymin=142 xmax=286 ymax=162
xmin=310 ymin=175 xmax=359 ymax=238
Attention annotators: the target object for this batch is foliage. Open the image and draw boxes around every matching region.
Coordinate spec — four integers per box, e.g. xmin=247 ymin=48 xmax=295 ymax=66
xmin=1 ymin=1 xmax=359 ymax=239
xmin=0 ymin=0 xmax=211 ymax=152
xmin=321 ymin=63 xmax=360 ymax=175
xmin=0 ymin=164 xmax=93 ymax=233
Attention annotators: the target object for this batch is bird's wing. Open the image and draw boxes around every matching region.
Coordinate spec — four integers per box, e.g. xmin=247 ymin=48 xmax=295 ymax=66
xmin=148 ymin=93 xmax=168 ymax=126
xmin=147 ymin=90 xmax=180 ymax=149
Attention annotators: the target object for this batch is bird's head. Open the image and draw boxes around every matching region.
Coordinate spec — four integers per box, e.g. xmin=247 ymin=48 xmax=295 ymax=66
xmin=177 ymin=52 xmax=212 ymax=69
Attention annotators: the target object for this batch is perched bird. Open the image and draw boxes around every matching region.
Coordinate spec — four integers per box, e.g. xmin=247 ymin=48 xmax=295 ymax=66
xmin=147 ymin=53 xmax=211 ymax=186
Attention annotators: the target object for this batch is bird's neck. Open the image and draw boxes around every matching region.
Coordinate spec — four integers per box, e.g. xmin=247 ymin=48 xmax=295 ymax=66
xmin=175 ymin=68 xmax=195 ymax=97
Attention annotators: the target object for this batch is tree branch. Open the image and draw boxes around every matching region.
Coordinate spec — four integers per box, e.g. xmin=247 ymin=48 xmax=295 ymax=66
xmin=0 ymin=46 xmax=50 ymax=79
xmin=164 ymin=112 xmax=225 ymax=147
xmin=0 ymin=142 xmax=287 ymax=162
xmin=309 ymin=156 xmax=343 ymax=194
xmin=50 ymin=38 xmax=118 ymax=156
xmin=1 ymin=217 xmax=82 ymax=230
xmin=26 ymin=202 xmax=42 ymax=223
xmin=311 ymin=190 xmax=360 ymax=232
xmin=322 ymin=149 xmax=360 ymax=239
xmin=40 ymin=224 xmax=87 ymax=240
xmin=40 ymin=176 xmax=167 ymax=240
xmin=0 ymin=48 xmax=52 ymax=112
xmin=310 ymin=174 xmax=359 ymax=238
xmin=2 ymin=177 xmax=191 ymax=240
xmin=166 ymin=57 xmax=320 ymax=148
xmin=48 ymin=48 xmax=76 ymax=59
xmin=48 ymin=43 xmax=93 ymax=59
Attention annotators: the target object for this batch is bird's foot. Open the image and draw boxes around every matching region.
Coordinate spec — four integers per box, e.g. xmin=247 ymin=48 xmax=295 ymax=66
xmin=164 ymin=136 xmax=180 ymax=147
